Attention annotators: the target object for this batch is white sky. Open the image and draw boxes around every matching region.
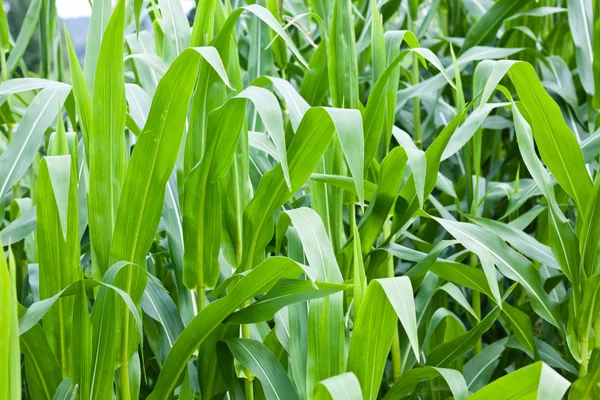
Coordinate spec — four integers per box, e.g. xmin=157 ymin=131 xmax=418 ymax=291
xmin=55 ymin=0 xmax=196 ymax=19
xmin=56 ymin=0 xmax=91 ymax=18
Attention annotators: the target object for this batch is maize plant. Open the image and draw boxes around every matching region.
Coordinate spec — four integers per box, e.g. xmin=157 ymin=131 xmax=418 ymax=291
xmin=1 ymin=0 xmax=600 ymax=398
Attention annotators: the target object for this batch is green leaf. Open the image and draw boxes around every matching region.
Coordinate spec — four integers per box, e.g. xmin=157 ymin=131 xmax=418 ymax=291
xmin=327 ymin=0 xmax=358 ymax=108
xmin=370 ymin=0 xmax=385 ymax=83
xmin=426 ymin=307 xmax=501 ymax=367
xmin=353 ymin=225 xmax=367 ymax=315
xmin=276 ymin=207 xmax=345 ymax=393
xmin=594 ymin=0 xmax=600 ymax=109
xmin=241 ymin=5 xmax=308 ymax=69
xmin=224 ymin=338 xmax=300 ymax=400
xmin=347 ymin=277 xmax=418 ymax=400
xmin=468 ymin=215 xmax=558 ymax=270
xmin=83 ymin=0 xmax=112 ymax=92
xmin=19 ymin=276 xmax=141 ymax=344
xmin=0 ymin=78 xmax=70 ymax=96
xmin=430 ymin=261 xmax=496 ymax=302
xmin=89 ymin=262 xmax=147 ymax=399
xmin=242 ymin=107 xmax=360 ymax=270
xmin=576 ymin=274 xmax=600 ymax=344
xmin=158 ymin=0 xmax=191 ymax=63
xmin=313 ymin=372 xmax=363 ymax=400
xmin=36 ymin=156 xmax=80 ymax=376
xmin=5 ymin=0 xmax=43 ymax=76
xmin=309 ymin=174 xmax=377 ymax=202
xmin=391 ymin=127 xmax=426 ymax=207
xmin=19 ymin=302 xmax=62 ymax=399
xmin=0 ymin=206 xmax=36 ymax=245
xmin=328 ymin=108 xmax=365 ymax=205
xmin=0 ymin=240 xmax=21 ymax=399
xmin=502 ymin=302 xmax=536 ymax=356
xmin=134 ymin=0 xmax=143 ymax=34
xmin=461 ymin=0 xmax=531 ymax=53
xmin=0 ymin=88 xmax=70 ymax=201
xmin=300 ymin=41 xmax=329 ymax=106
xmin=111 ymin=47 xmax=228 ymax=271
xmin=226 ymin=279 xmax=349 ymax=324
xmin=141 ymin=278 xmax=185 ymax=357
xmin=439 ymin=283 xmax=479 ymax=321
xmin=508 ymin=62 xmax=592 ymax=213
xmin=569 ymin=349 xmax=600 ymax=399
xmin=190 ymin=0 xmax=216 ymax=46
xmin=147 ymin=257 xmax=302 ymax=399
xmin=52 ymin=378 xmax=75 ymax=400
xmin=566 ymin=0 xmax=595 ymax=95
xmin=237 ymin=85 xmax=290 ymax=189
xmin=381 ymin=366 xmax=468 ymax=400
xmin=463 ymin=338 xmax=507 ymax=391
xmin=252 ymin=76 xmax=310 ymax=132
xmin=65 ymin=30 xmax=92 ymax=152
xmin=389 ymin=106 xmax=469 ymax=240
xmin=434 ymin=217 xmax=562 ymax=328
xmin=358 ymin=146 xmax=407 ymax=254
xmin=72 ymin=279 xmax=91 ymax=400
xmin=87 ymin=0 xmax=127 ymax=277
xmin=468 ymin=362 xmax=570 ymax=400
xmin=579 ymin=176 xmax=600 ymax=276
xmin=0 ymin=2 xmax=9 ymax=52
xmin=510 ymin=93 xmax=581 ymax=288
xmin=441 ymin=103 xmax=509 ymax=161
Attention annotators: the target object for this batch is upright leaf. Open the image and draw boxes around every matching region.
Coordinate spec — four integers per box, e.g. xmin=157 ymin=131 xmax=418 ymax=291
xmin=37 ymin=156 xmax=80 ymax=377
xmin=88 ymin=0 xmax=127 ymax=277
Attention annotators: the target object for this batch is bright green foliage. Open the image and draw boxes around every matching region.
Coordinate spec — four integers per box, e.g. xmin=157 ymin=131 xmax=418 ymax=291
xmin=3 ymin=0 xmax=600 ymax=399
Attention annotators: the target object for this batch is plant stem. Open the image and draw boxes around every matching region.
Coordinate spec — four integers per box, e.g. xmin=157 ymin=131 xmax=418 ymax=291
xmin=119 ymin=356 xmax=131 ymax=400
xmin=245 ymin=379 xmax=255 ymax=400
xmin=120 ymin=273 xmax=133 ymax=400
xmin=1 ymin=50 xmax=13 ymax=143
xmin=472 ymin=291 xmax=481 ymax=351
xmin=411 ymin=21 xmax=421 ymax=149
xmin=198 ymin=284 xmax=206 ymax=311
xmin=1 ymin=50 xmax=7 ymax=83
xmin=580 ymin=337 xmax=589 ymax=376
xmin=391 ymin=325 xmax=402 ymax=381
xmin=242 ymin=303 xmax=254 ymax=399
xmin=595 ymin=317 xmax=600 ymax=349
xmin=472 ymin=252 xmax=481 ymax=354
xmin=350 ymin=201 xmax=356 ymax=235
xmin=384 ymin=222 xmax=402 ymax=380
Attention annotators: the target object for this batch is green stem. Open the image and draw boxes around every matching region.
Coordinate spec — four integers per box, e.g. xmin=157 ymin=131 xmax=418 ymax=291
xmin=245 ymin=379 xmax=255 ymax=400
xmin=119 ymin=270 xmax=133 ymax=400
xmin=1 ymin=50 xmax=7 ymax=82
xmin=580 ymin=337 xmax=589 ymax=376
xmin=119 ymin=353 xmax=131 ymax=400
xmin=471 ymin=253 xmax=481 ymax=354
xmin=384 ymin=222 xmax=402 ymax=379
xmin=391 ymin=324 xmax=402 ymax=381
xmin=350 ymin=203 xmax=356 ymax=233
xmin=411 ymin=21 xmax=421 ymax=149
xmin=1 ymin=50 xmax=14 ymax=143
xmin=120 ymin=371 xmax=131 ymax=400
xmin=472 ymin=291 xmax=481 ymax=352
xmin=198 ymin=285 xmax=206 ymax=311
xmin=242 ymin=303 xmax=254 ymax=399
xmin=595 ymin=317 xmax=600 ymax=349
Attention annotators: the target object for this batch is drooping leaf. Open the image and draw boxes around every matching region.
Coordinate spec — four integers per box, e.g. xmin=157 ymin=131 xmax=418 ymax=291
xmin=224 ymin=338 xmax=300 ymax=400
xmin=468 ymin=362 xmax=570 ymax=400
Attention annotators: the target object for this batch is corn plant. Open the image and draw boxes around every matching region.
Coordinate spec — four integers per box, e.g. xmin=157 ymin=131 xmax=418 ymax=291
xmin=1 ymin=0 xmax=600 ymax=398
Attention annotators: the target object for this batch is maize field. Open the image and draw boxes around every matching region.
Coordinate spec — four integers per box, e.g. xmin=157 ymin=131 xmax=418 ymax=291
xmin=1 ymin=0 xmax=600 ymax=398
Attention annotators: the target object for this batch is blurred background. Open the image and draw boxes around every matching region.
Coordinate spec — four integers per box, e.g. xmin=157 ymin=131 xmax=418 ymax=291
xmin=1 ymin=0 xmax=196 ymax=71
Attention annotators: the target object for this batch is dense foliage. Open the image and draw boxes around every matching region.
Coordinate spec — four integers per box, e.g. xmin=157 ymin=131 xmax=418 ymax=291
xmin=1 ymin=0 xmax=600 ymax=398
